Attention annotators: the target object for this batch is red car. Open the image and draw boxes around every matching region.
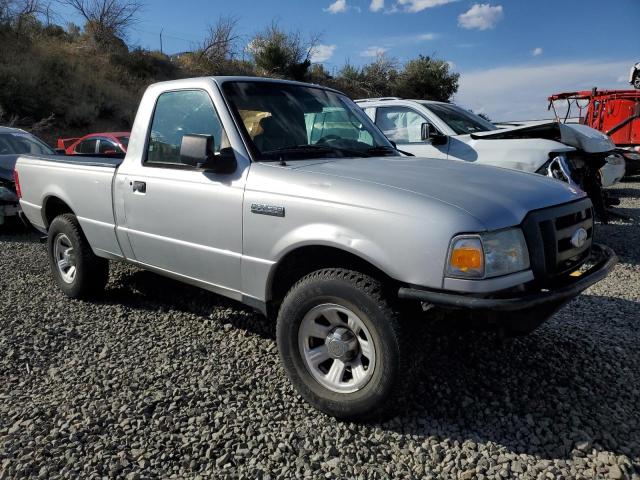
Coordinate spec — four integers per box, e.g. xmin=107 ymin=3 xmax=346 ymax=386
xmin=57 ymin=132 xmax=130 ymax=156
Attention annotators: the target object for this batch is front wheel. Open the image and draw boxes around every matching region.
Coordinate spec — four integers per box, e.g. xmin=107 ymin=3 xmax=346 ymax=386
xmin=47 ymin=213 xmax=109 ymax=298
xmin=276 ymin=269 xmax=410 ymax=420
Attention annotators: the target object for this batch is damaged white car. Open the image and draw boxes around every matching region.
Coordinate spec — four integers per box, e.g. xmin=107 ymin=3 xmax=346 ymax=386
xmin=356 ymin=98 xmax=625 ymax=218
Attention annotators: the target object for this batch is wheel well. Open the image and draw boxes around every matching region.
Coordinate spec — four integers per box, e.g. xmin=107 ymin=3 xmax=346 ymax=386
xmin=267 ymin=245 xmax=395 ymax=315
xmin=43 ymin=197 xmax=74 ymax=227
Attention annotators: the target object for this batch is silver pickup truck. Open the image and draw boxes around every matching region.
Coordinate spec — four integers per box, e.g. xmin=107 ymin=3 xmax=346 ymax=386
xmin=15 ymin=77 xmax=616 ymax=420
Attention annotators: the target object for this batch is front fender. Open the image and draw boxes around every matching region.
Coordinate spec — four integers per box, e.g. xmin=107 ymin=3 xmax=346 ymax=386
xmin=271 ymin=222 xmax=392 ymax=276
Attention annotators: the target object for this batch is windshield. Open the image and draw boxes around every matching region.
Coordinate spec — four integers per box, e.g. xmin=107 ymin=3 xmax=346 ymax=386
xmin=222 ymin=81 xmax=397 ymax=160
xmin=421 ymin=102 xmax=497 ymax=135
xmin=0 ymin=131 xmax=55 ymax=155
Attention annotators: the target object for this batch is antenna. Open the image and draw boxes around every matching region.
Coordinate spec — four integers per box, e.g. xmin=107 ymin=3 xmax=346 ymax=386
xmin=160 ymin=28 xmax=164 ymax=54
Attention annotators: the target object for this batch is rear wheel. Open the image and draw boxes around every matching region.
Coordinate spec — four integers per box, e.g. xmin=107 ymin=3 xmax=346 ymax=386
xmin=276 ymin=268 xmax=410 ymax=420
xmin=47 ymin=214 xmax=109 ymax=298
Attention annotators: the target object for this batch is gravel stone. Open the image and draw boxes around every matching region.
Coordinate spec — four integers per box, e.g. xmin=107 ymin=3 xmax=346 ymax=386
xmin=1 ymin=181 xmax=639 ymax=479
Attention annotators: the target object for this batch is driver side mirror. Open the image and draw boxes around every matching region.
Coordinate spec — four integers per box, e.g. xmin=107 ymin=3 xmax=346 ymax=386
xmin=180 ymin=134 xmax=236 ymax=173
xmin=421 ymin=122 xmax=448 ymax=145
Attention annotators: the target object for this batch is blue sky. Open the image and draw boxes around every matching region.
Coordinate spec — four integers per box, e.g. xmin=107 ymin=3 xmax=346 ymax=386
xmin=56 ymin=0 xmax=640 ymax=120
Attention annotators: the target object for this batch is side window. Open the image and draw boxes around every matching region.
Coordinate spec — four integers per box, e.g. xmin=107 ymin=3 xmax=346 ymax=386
xmin=76 ymin=139 xmax=97 ymax=154
xmin=98 ymin=139 xmax=121 ymax=154
xmin=375 ymin=106 xmax=426 ymax=143
xmin=363 ymin=107 xmax=376 ymax=121
xmin=146 ymin=89 xmax=224 ymax=165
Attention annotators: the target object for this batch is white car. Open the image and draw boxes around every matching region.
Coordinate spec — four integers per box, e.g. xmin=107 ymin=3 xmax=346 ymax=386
xmin=356 ymin=98 xmax=625 ymax=213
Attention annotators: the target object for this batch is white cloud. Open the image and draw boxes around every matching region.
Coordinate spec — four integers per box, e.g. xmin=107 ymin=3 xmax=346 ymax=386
xmin=310 ymin=44 xmax=337 ymax=63
xmin=456 ymin=59 xmax=635 ymax=121
xmin=447 ymin=60 xmax=456 ymax=70
xmin=370 ymin=0 xmax=384 ymax=11
xmin=532 ymin=47 xmax=543 ymax=57
xmin=324 ymin=0 xmax=347 ymax=14
xmin=378 ymin=32 xmax=438 ymax=47
xmin=458 ymin=4 xmax=504 ymax=30
xmin=416 ymin=32 xmax=437 ymax=40
xmin=396 ymin=0 xmax=458 ymax=13
xmin=360 ymin=46 xmax=388 ymax=57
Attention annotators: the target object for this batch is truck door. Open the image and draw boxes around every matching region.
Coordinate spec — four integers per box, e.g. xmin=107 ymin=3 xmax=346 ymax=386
xmin=375 ymin=106 xmax=448 ymax=159
xmin=119 ymin=89 xmax=245 ymax=294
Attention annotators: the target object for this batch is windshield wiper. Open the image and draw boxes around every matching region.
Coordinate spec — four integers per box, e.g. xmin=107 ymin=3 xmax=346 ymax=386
xmin=262 ymin=144 xmax=371 ymax=159
xmin=366 ymin=145 xmax=394 ymax=154
xmin=366 ymin=145 xmax=409 ymax=156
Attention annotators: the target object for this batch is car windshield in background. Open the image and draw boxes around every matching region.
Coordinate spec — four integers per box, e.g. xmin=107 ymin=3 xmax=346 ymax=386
xmin=0 ymin=132 xmax=54 ymax=155
xmin=118 ymin=136 xmax=130 ymax=148
xmin=222 ymin=81 xmax=397 ymax=160
xmin=422 ymin=103 xmax=497 ymax=135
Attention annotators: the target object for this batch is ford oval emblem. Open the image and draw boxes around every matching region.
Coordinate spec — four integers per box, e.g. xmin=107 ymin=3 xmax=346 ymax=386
xmin=570 ymin=228 xmax=588 ymax=248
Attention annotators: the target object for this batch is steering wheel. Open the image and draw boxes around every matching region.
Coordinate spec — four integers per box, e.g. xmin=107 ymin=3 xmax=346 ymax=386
xmin=316 ymin=135 xmax=341 ymax=144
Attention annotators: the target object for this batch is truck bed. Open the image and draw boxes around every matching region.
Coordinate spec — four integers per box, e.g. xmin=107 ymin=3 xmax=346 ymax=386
xmin=16 ymin=153 xmax=124 ymax=259
xmin=20 ymin=153 xmax=125 ymax=169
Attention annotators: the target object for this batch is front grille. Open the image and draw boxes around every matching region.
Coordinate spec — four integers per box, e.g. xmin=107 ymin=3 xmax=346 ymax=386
xmin=522 ymin=198 xmax=594 ymax=284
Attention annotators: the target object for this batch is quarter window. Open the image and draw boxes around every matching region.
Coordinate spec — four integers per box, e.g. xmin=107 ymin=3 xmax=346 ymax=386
xmin=375 ymin=107 xmax=426 ymax=143
xmin=76 ymin=139 xmax=97 ymax=154
xmin=146 ymin=90 xmax=225 ymax=165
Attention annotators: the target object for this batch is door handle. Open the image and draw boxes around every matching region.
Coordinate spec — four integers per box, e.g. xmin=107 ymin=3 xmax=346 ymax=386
xmin=132 ymin=181 xmax=146 ymax=194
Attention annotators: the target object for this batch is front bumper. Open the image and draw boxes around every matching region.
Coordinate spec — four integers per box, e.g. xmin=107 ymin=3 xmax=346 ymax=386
xmin=399 ymin=244 xmax=617 ymax=334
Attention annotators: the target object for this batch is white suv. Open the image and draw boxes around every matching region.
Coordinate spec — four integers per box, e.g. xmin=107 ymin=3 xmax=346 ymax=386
xmin=356 ymin=98 xmax=624 ymax=186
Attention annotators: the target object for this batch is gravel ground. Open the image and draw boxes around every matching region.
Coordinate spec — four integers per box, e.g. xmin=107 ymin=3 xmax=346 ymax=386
xmin=1 ymin=181 xmax=639 ymax=480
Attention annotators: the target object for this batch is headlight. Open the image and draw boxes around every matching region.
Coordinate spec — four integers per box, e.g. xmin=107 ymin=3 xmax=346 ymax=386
xmin=545 ymin=153 xmax=579 ymax=187
xmin=446 ymin=228 xmax=530 ymax=279
xmin=446 ymin=236 xmax=484 ymax=278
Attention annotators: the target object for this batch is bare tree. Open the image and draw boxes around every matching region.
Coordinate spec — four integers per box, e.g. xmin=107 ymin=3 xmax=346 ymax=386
xmin=58 ymin=0 xmax=142 ymax=44
xmin=198 ymin=15 xmax=240 ymax=64
xmin=1 ymin=0 xmax=51 ymax=33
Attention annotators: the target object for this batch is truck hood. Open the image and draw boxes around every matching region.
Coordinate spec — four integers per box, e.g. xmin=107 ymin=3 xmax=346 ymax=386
xmin=471 ymin=121 xmax=614 ymax=153
xmin=293 ymin=156 xmax=586 ymax=230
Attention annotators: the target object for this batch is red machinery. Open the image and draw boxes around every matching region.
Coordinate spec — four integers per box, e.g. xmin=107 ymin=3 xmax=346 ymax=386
xmin=549 ymin=89 xmax=640 ymax=174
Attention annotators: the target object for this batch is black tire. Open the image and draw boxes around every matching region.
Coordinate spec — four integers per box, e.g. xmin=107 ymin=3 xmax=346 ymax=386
xmin=276 ymin=268 xmax=410 ymax=421
xmin=47 ymin=213 xmax=109 ymax=298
